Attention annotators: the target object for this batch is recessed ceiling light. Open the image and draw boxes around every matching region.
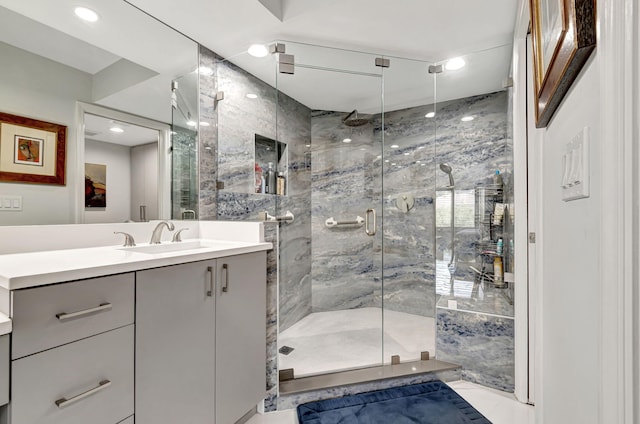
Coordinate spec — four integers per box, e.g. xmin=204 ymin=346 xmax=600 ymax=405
xmin=109 ymin=126 xmax=124 ymax=133
xmin=198 ymin=66 xmax=213 ymax=76
xmin=247 ymin=44 xmax=269 ymax=58
xmin=391 ymin=163 xmax=397 ymax=166
xmin=246 ymin=93 xmax=258 ymax=99
xmin=425 ymin=112 xmax=436 ymax=118
xmin=186 ymin=120 xmax=197 ymax=127
xmin=445 ymin=57 xmax=466 ymax=71
xmin=360 ymin=148 xmax=366 ymax=151
xmin=305 ymin=144 xmax=311 ymax=147
xmin=376 ymin=155 xmax=382 ymax=159
xmin=416 ymin=160 xmax=422 ymax=163
xmin=384 ymin=159 xmax=390 ymax=163
xmin=420 ymin=163 xmax=426 ymax=166
xmin=461 ymin=116 xmax=475 ymax=122
xmin=199 ymin=122 xmax=210 ymax=127
xmin=74 ymin=6 xmax=99 ymax=22
xmin=404 ymin=152 xmax=410 ymax=156
xmin=390 ymin=144 xmax=399 ymax=149
xmin=343 ymin=138 xmax=352 ymax=143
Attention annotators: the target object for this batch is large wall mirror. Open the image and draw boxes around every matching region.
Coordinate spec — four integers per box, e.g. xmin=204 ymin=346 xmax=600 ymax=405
xmin=0 ymin=0 xmax=198 ymax=226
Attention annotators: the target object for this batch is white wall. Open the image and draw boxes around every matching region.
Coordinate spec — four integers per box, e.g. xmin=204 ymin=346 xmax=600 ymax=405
xmin=84 ymin=139 xmax=132 ymax=223
xmin=533 ymin=56 xmax=601 ymax=423
xmin=0 ymin=41 xmax=91 ymax=225
xmin=130 ymin=142 xmax=158 ymax=221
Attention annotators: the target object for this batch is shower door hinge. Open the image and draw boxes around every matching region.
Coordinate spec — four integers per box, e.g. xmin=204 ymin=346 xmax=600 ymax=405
xmin=421 ymin=351 xmax=430 ymax=361
xmin=216 ymin=181 xmax=225 ymax=190
xmin=529 ymin=232 xmax=536 ymax=243
xmin=428 ymin=64 xmax=443 ymax=74
xmin=215 ymin=91 xmax=225 ymax=101
xmin=269 ymin=42 xmax=286 ymax=54
xmin=391 ymin=355 xmax=400 ymax=365
xmin=278 ymin=54 xmax=295 ymax=74
xmin=279 ymin=368 xmax=295 ymax=381
xmin=375 ymin=57 xmax=390 ymax=68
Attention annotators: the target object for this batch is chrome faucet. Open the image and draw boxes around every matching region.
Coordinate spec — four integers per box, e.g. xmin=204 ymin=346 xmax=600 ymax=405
xmin=150 ymin=221 xmax=175 ymax=244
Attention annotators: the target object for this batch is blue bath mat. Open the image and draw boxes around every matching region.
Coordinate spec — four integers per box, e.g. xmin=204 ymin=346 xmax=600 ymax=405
xmin=297 ymin=380 xmax=491 ymax=423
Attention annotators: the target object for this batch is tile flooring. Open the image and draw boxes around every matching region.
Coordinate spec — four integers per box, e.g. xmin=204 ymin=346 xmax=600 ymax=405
xmin=278 ymin=308 xmax=435 ymax=377
xmin=246 ymin=380 xmax=534 ymax=424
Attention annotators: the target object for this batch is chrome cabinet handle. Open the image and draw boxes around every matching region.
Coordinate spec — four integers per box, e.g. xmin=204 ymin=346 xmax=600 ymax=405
xmin=55 ymin=379 xmax=111 ymax=408
xmin=365 ymin=208 xmax=376 ymax=236
xmin=56 ymin=303 xmax=112 ymax=322
xmin=222 ymin=264 xmax=229 ymax=292
xmin=206 ymin=266 xmax=214 ymax=297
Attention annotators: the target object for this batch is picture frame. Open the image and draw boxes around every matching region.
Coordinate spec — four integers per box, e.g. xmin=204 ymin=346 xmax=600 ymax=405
xmin=529 ymin=0 xmax=596 ymax=128
xmin=0 ymin=112 xmax=66 ymax=185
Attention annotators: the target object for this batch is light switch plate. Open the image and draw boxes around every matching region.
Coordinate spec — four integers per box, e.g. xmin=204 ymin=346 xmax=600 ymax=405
xmin=0 ymin=196 xmax=22 ymax=211
xmin=562 ymin=127 xmax=590 ymax=201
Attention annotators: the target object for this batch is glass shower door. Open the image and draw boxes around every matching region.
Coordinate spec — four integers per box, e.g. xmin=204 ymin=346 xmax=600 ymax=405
xmin=275 ymin=43 xmax=385 ymax=378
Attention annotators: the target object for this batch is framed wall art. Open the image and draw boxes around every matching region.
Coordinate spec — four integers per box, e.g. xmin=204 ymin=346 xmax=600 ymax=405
xmin=529 ymin=0 xmax=597 ymax=128
xmin=0 ymin=112 xmax=67 ymax=185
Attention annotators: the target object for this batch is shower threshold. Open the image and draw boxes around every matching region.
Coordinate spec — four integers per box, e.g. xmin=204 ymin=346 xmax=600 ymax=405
xmin=279 ymin=358 xmax=460 ymax=395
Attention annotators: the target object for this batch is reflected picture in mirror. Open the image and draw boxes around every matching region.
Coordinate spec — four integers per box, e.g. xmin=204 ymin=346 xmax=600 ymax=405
xmin=0 ymin=0 xmax=199 ymax=226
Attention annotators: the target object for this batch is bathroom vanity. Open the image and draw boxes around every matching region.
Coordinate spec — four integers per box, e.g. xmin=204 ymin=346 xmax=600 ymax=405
xmin=0 ymin=221 xmax=271 ymax=424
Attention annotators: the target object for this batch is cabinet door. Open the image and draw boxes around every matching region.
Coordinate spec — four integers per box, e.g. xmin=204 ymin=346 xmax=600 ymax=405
xmin=215 ymin=252 xmax=267 ymax=424
xmin=0 ymin=335 xmax=8 ymax=406
xmin=136 ymin=260 xmax=216 ymax=424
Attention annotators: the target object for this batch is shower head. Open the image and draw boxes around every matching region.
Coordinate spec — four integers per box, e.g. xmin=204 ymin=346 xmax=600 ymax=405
xmin=439 ymin=163 xmax=455 ymax=187
xmin=343 ymin=110 xmax=369 ymax=127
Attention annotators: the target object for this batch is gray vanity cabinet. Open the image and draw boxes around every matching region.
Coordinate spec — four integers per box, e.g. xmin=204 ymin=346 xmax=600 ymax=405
xmin=215 ymin=252 xmax=267 ymax=424
xmin=5 ymin=273 xmax=136 ymax=424
xmin=0 ymin=336 xmax=8 ymax=407
xmin=135 ymin=259 xmax=216 ymax=424
xmin=135 ymin=251 xmax=267 ymax=424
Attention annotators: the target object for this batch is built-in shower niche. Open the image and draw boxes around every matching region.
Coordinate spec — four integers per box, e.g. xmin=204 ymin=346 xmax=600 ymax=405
xmin=255 ymin=134 xmax=288 ymax=195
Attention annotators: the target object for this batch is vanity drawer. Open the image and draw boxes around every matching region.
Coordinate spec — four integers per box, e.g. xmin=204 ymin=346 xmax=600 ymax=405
xmin=11 ymin=273 xmax=134 ymax=359
xmin=0 ymin=335 xmax=8 ymax=406
xmin=10 ymin=325 xmax=134 ymax=424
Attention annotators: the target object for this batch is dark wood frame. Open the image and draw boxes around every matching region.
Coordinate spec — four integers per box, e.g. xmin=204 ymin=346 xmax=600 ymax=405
xmin=529 ymin=0 xmax=596 ymax=128
xmin=0 ymin=112 xmax=66 ymax=185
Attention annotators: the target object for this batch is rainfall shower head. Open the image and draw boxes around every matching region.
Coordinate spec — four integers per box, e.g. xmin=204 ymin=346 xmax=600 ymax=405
xmin=343 ymin=110 xmax=369 ymax=127
xmin=439 ymin=163 xmax=455 ymax=187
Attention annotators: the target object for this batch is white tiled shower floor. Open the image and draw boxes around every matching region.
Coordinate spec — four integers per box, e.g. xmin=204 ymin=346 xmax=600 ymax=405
xmin=278 ymin=307 xmax=435 ymax=378
xmin=247 ymin=381 xmax=535 ymax=424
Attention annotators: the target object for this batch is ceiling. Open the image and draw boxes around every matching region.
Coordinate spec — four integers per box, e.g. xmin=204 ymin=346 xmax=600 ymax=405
xmin=126 ymin=0 xmax=518 ymax=113
xmin=84 ymin=114 xmax=160 ymax=147
xmin=0 ymin=0 xmax=517 ymax=122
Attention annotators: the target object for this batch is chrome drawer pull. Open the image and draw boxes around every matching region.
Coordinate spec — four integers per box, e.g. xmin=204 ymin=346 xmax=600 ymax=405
xmin=55 ymin=379 xmax=111 ymax=408
xmin=56 ymin=303 xmax=113 ymax=322
xmin=206 ymin=266 xmax=214 ymax=297
xmin=222 ymin=264 xmax=229 ymax=293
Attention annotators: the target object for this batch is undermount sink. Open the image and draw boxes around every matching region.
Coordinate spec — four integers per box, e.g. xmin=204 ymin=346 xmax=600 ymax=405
xmin=119 ymin=240 xmax=212 ymax=254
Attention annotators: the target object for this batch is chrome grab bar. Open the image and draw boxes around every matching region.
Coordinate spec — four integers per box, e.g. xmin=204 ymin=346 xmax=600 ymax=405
xmin=56 ymin=303 xmax=113 ymax=322
xmin=365 ymin=208 xmax=376 ymax=236
xmin=325 ymin=216 xmax=364 ymax=228
xmin=258 ymin=210 xmax=294 ymax=223
xmin=55 ymin=379 xmax=111 ymax=408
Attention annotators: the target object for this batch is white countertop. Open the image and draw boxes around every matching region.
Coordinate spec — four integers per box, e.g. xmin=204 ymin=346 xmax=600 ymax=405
xmin=0 ymin=313 xmax=10 ymax=336
xmin=0 ymin=239 xmax=272 ymax=290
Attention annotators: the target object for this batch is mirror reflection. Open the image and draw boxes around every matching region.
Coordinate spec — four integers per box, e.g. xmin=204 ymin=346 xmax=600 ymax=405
xmin=0 ymin=0 xmax=198 ymax=225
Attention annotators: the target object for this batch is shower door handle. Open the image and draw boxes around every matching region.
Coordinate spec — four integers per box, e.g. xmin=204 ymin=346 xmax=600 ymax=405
xmin=365 ymin=208 xmax=376 ymax=236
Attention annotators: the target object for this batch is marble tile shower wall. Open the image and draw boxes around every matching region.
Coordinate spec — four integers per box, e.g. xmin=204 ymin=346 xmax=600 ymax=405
xmin=372 ymin=105 xmax=437 ymax=318
xmin=198 ymin=45 xmax=219 ymax=220
xmin=211 ymin=55 xmax=313 ymax=410
xmin=432 ymin=90 xmax=515 ymax=393
xmin=310 ymin=110 xmax=381 ymax=313
xmin=171 ymin=127 xmax=198 ymax=219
